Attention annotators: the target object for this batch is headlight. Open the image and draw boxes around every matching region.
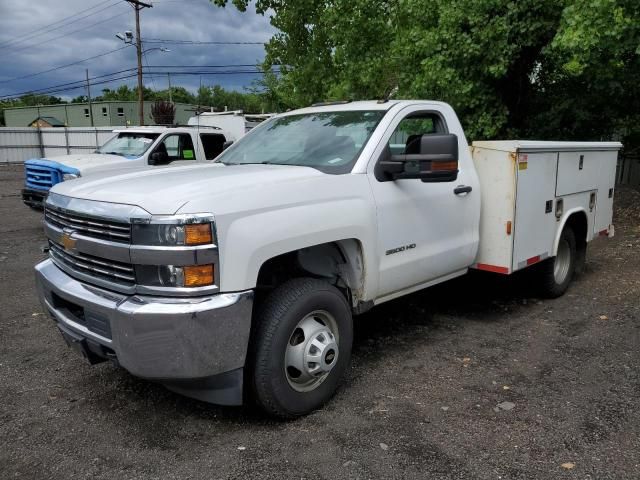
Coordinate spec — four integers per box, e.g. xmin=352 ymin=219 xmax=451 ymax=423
xmin=63 ymin=173 xmax=80 ymax=181
xmin=132 ymin=222 xmax=214 ymax=246
xmin=135 ymin=264 xmax=215 ymax=288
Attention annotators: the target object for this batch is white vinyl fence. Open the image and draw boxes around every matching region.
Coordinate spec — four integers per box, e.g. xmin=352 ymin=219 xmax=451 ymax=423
xmin=0 ymin=127 xmax=116 ymax=163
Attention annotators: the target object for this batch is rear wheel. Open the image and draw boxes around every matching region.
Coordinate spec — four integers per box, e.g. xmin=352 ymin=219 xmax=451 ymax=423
xmin=249 ymin=278 xmax=353 ymax=419
xmin=537 ymin=227 xmax=577 ymax=298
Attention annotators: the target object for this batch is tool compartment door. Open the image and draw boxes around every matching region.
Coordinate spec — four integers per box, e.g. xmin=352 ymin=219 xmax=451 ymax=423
xmin=593 ymin=150 xmax=618 ymax=234
xmin=556 ymin=151 xmax=601 ymax=196
xmin=512 ymin=152 xmax=558 ymax=271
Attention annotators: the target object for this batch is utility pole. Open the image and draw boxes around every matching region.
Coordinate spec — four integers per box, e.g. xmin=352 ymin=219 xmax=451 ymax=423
xmin=85 ymin=69 xmax=94 ymax=127
xmin=125 ymin=0 xmax=152 ymax=126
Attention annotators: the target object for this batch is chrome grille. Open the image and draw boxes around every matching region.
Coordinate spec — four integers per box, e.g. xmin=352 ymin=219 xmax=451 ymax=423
xmin=45 ymin=206 xmax=131 ymax=243
xmin=49 ymin=240 xmax=135 ymax=286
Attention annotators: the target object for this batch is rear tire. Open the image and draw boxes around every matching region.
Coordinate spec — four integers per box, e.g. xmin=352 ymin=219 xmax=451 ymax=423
xmin=249 ymin=278 xmax=353 ymax=419
xmin=537 ymin=227 xmax=577 ymax=298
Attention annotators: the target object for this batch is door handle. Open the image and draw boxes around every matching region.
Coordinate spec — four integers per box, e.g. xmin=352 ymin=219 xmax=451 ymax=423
xmin=454 ymin=185 xmax=472 ymax=195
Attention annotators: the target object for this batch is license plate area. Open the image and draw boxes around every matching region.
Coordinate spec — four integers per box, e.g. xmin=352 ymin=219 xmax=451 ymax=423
xmin=51 ymin=292 xmax=112 ymax=339
xmin=52 ymin=291 xmax=85 ymax=322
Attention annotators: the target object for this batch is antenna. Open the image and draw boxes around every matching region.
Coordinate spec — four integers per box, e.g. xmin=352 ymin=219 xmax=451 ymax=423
xmin=378 ymin=85 xmax=399 ymax=103
xmin=195 ymin=75 xmax=202 ymax=160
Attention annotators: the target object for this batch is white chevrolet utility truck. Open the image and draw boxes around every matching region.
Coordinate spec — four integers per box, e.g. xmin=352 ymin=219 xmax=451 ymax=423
xmin=22 ymin=125 xmax=235 ymax=208
xmin=34 ymin=100 xmax=620 ymax=418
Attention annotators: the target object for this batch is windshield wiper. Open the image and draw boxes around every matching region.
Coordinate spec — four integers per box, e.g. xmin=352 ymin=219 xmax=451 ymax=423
xmin=224 ymin=159 xmax=293 ymax=166
xmin=101 ymin=151 xmax=126 ymax=156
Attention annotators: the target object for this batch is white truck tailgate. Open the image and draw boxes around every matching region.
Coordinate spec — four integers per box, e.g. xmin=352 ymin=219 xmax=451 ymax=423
xmin=471 ymin=141 xmax=621 ymax=274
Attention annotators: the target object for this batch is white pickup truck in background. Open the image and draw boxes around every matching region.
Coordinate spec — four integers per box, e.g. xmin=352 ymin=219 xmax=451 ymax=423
xmin=34 ymin=100 xmax=621 ymax=418
xmin=22 ymin=125 xmax=236 ymax=208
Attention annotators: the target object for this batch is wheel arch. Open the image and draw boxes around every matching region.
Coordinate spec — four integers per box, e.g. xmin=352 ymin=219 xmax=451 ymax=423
xmin=553 ymin=208 xmax=588 ymax=256
xmin=254 ymin=238 xmax=368 ymax=311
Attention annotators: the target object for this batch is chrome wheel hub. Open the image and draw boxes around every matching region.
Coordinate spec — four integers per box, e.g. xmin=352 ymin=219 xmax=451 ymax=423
xmin=554 ymin=238 xmax=571 ymax=284
xmin=285 ymin=310 xmax=339 ymax=392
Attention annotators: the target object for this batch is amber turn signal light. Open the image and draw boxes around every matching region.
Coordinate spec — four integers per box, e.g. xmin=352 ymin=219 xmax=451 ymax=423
xmin=185 ymin=223 xmax=213 ymax=245
xmin=431 ymin=160 xmax=458 ymax=171
xmin=183 ymin=264 xmax=214 ymax=287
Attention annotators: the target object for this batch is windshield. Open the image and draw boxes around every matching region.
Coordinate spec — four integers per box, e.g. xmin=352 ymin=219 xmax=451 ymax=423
xmin=97 ymin=132 xmax=160 ymax=157
xmin=217 ymin=110 xmax=385 ymax=173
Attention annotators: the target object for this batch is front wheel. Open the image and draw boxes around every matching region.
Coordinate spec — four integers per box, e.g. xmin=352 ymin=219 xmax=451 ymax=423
xmin=537 ymin=227 xmax=577 ymax=298
xmin=249 ymin=278 xmax=353 ymax=419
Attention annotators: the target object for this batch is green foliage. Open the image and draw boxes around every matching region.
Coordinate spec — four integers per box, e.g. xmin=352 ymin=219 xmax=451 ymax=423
xmin=538 ymin=0 xmax=640 ymax=145
xmin=0 ymin=82 xmax=274 ymax=125
xmin=98 ymin=84 xmax=269 ymax=113
xmin=13 ymin=93 xmax=65 ymax=107
xmin=212 ymin=0 xmax=640 ymax=148
xmin=0 ymin=94 xmax=65 ymax=126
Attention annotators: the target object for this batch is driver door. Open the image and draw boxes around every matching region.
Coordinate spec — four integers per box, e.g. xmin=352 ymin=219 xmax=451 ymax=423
xmin=368 ymin=108 xmax=479 ymax=299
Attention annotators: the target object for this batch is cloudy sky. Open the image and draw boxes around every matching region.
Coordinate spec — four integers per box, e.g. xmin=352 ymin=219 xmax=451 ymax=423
xmin=0 ymin=0 xmax=275 ymax=100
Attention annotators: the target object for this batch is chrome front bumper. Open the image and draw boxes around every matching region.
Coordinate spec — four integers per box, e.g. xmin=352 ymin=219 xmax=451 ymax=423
xmin=35 ymin=259 xmax=253 ymax=405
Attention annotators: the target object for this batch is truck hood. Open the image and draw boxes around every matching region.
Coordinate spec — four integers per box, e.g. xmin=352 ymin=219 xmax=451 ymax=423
xmin=50 ymin=163 xmax=327 ymax=215
xmin=44 ymin=153 xmax=139 ymax=173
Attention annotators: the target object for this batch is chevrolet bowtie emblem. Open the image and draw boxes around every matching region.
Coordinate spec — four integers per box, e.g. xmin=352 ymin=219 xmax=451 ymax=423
xmin=61 ymin=230 xmax=77 ymax=251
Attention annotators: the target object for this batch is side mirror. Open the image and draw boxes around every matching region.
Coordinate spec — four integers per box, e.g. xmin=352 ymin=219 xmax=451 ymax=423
xmin=378 ymin=133 xmax=459 ymax=182
xmin=222 ymin=140 xmax=234 ymax=151
xmin=149 ymin=151 xmax=169 ymax=166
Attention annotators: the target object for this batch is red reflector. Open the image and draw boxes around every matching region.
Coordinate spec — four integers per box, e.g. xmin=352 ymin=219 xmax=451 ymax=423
xmin=526 ymin=255 xmax=541 ymax=266
xmin=476 ymin=263 xmax=509 ymax=274
xmin=599 ymin=229 xmax=608 ymax=236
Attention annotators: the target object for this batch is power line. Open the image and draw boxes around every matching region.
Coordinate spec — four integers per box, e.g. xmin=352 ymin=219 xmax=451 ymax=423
xmin=143 ymin=38 xmax=266 ymax=45
xmin=0 ymin=1 xmax=124 ymax=51
xmin=0 ymin=9 xmax=131 ymax=57
xmin=1 ymin=72 xmax=143 ymax=99
xmin=0 ymin=0 xmax=117 ymax=48
xmin=142 ymin=51 xmax=157 ymax=91
xmin=0 ymin=68 xmax=279 ymax=100
xmin=147 ymin=70 xmax=278 ymax=76
xmin=1 ymin=66 xmax=274 ymax=98
xmin=0 ymin=69 xmax=138 ymax=99
xmin=0 ymin=45 xmax=134 ymax=84
xmin=143 ymin=64 xmax=266 ymax=68
xmin=33 ymin=70 xmax=272 ymax=97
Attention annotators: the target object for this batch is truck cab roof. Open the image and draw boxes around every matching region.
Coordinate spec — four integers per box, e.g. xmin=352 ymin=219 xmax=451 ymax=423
xmin=112 ymin=125 xmax=225 ymax=135
xmin=281 ymin=99 xmax=451 ymax=116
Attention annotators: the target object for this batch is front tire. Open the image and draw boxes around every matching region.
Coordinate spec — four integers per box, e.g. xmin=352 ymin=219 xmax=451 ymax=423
xmin=537 ymin=227 xmax=577 ymax=298
xmin=249 ymin=278 xmax=353 ymax=419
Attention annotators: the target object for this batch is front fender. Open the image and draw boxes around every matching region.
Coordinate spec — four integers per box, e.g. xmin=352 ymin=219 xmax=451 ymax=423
xmin=217 ymin=197 xmax=378 ymax=298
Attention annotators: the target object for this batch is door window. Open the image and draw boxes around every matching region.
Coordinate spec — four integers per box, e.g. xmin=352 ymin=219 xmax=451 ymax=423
xmin=387 ymin=113 xmax=443 ymax=155
xmin=156 ymin=134 xmax=196 ymax=161
xmin=200 ymin=133 xmax=226 ymax=160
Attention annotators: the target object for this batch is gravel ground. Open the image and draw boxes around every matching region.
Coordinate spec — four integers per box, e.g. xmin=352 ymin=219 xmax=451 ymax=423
xmin=0 ymin=163 xmax=638 ymax=480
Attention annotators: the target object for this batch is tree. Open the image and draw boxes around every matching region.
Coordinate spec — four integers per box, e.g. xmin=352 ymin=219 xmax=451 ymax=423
xmin=0 ymin=94 xmax=64 ymax=125
xmin=164 ymin=86 xmax=196 ymax=104
xmin=151 ymin=99 xmax=176 ymax=125
xmin=17 ymin=93 xmax=65 ymax=107
xmin=211 ymin=0 xmax=640 ymax=148
xmin=536 ymin=0 xmax=640 ymax=145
